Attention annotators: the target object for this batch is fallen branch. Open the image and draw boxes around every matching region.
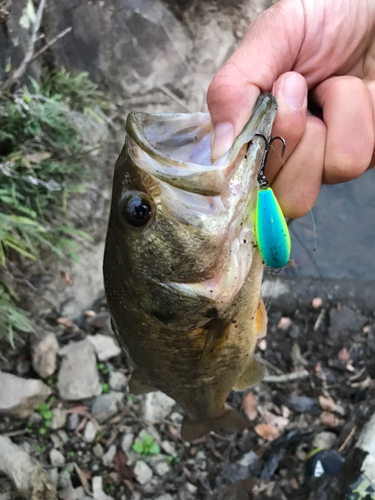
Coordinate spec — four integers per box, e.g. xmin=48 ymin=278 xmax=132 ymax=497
xmin=30 ymin=26 xmax=72 ymax=63
xmin=1 ymin=0 xmax=46 ymax=91
xmin=0 ymin=436 xmax=57 ymax=500
xmin=263 ymin=370 xmax=309 ymax=383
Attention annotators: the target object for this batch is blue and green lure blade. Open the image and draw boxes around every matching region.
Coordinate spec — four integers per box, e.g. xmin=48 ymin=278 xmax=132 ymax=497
xmin=253 ymin=134 xmax=291 ymax=269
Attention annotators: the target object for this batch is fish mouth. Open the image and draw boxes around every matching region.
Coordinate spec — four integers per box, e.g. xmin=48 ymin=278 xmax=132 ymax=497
xmin=125 ymin=93 xmax=278 ymax=197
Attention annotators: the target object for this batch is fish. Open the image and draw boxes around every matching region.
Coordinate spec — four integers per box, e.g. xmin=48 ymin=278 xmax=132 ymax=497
xmin=103 ymin=93 xmax=278 ymax=441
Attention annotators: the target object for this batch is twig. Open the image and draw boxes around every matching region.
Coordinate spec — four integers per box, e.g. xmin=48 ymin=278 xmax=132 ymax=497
xmin=1 ymin=0 xmax=46 ymax=91
xmin=263 ymin=370 xmax=309 ymax=383
xmin=30 ymin=26 xmax=72 ymax=63
xmin=338 ymin=425 xmax=357 ymax=453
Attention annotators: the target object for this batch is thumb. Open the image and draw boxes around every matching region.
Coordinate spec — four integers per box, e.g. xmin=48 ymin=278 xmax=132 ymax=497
xmin=207 ymin=0 xmax=305 ymax=160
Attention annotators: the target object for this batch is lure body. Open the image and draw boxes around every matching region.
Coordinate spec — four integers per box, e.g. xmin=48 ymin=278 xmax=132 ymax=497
xmin=253 ymin=133 xmax=291 ymax=268
xmin=255 ymin=186 xmax=291 ymax=268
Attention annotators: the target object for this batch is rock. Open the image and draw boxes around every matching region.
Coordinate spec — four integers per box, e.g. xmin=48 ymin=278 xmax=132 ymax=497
xmin=50 ymin=448 xmax=66 ymax=467
xmin=237 ymin=451 xmax=261 ymax=474
xmin=32 ymin=333 xmax=59 ymax=379
xmin=58 ymin=339 xmax=102 ymax=400
xmin=278 ymin=395 xmax=320 ymax=415
xmin=74 ymin=486 xmax=86 ymax=500
xmin=170 ymin=412 xmax=183 ymax=425
xmin=88 ymin=334 xmax=121 ymax=361
xmin=92 ymin=475 xmax=113 ymax=500
xmin=329 ymin=307 xmax=368 ymax=342
xmin=134 ymin=460 xmax=153 ymax=485
xmin=161 ymin=440 xmax=176 ymax=457
xmin=58 ymin=485 xmax=77 ymax=500
xmin=313 ymin=431 xmax=337 ymax=449
xmin=195 ymin=451 xmax=207 ymax=470
xmin=48 ymin=467 xmax=59 ymax=488
xmin=143 ymin=392 xmax=175 ymax=423
xmin=154 ymin=496 xmax=174 ymax=500
xmin=121 ymin=433 xmax=134 ymax=453
xmin=66 ymin=413 xmax=80 ymax=431
xmin=93 ymin=443 xmax=104 ymax=458
xmin=154 ymin=460 xmax=171 ymax=476
xmin=91 ymin=392 xmax=123 ymax=423
xmin=0 ymin=371 xmax=51 ymax=418
xmin=58 ymin=470 xmax=72 ymax=489
xmin=84 ymin=421 xmax=97 ymax=443
xmin=186 ymin=483 xmax=197 ymax=495
xmin=51 ymin=406 xmax=67 ymax=430
xmin=102 ymin=444 xmax=116 ymax=466
xmin=57 ymin=429 xmax=69 ymax=443
xmin=109 ymin=371 xmax=127 ymax=391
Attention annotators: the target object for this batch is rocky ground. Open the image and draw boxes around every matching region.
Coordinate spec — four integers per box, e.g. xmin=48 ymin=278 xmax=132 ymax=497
xmin=0 ymin=276 xmax=374 ymax=500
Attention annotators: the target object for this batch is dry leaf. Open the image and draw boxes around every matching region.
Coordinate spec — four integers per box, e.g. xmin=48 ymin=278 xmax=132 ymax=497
xmin=60 ymin=270 xmax=73 ymax=287
xmin=67 ymin=405 xmax=101 ymax=430
xmin=290 ymin=477 xmax=299 ymax=489
xmin=57 ymin=317 xmax=74 ymax=328
xmin=112 ymin=450 xmax=133 ymax=481
xmin=168 ymin=425 xmax=180 ymax=441
xmin=74 ymin=463 xmax=91 ymax=495
xmin=319 ymin=396 xmax=336 ymax=413
xmin=258 ymin=407 xmax=289 ymax=432
xmin=277 ymin=317 xmax=292 ymax=330
xmin=242 ymin=391 xmax=258 ymax=421
xmin=312 ymin=297 xmax=323 ymax=309
xmin=320 ymin=411 xmax=341 ymax=427
xmin=255 ymin=424 xmax=280 ymax=442
xmin=338 ymin=347 xmax=351 ymax=364
xmin=257 ymin=339 xmax=267 ymax=351
xmin=84 ymin=310 xmax=96 ymax=317
xmin=25 ymin=151 xmax=52 ymax=163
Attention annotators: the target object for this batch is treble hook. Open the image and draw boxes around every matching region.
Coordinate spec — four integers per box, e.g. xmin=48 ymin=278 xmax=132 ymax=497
xmin=253 ymin=134 xmax=286 ymax=188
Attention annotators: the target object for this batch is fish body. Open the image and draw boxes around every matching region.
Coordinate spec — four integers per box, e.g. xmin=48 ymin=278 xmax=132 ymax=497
xmin=103 ymin=94 xmax=278 ymax=440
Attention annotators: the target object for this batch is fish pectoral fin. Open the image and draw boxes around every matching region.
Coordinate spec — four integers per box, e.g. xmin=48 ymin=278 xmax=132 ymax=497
xmin=256 ymin=297 xmax=268 ymax=338
xmin=181 ymin=405 xmax=251 ymax=441
xmin=233 ymin=357 xmax=266 ymax=391
xmin=128 ymin=371 xmax=155 ymax=395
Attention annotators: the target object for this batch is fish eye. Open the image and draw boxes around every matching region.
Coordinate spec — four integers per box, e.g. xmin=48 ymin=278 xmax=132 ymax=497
xmin=120 ymin=193 xmax=152 ymax=227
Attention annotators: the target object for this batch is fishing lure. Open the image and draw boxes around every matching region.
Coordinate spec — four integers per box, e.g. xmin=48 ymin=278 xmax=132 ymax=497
xmin=254 ymin=134 xmax=291 ymax=269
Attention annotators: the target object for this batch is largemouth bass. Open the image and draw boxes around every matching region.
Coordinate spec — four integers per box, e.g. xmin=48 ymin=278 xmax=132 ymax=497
xmin=103 ymin=93 xmax=278 ymax=440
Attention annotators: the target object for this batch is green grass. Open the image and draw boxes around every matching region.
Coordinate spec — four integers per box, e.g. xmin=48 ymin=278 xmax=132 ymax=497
xmin=0 ymin=70 xmax=105 ymax=345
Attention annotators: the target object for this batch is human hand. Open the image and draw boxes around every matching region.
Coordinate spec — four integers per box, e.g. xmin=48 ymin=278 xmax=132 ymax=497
xmin=207 ymin=0 xmax=375 ymax=218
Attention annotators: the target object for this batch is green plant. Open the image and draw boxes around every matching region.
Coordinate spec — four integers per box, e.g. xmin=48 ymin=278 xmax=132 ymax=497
xmin=101 ymin=382 xmax=110 ymax=394
xmin=35 ymin=445 xmax=45 ymax=453
xmin=98 ymin=363 xmax=109 ymax=375
xmin=0 ymin=70 xmax=105 ymax=344
xmin=133 ymin=433 xmax=160 ymax=459
xmin=37 ymin=401 xmax=53 ymax=435
xmin=66 ymin=451 xmax=74 ymax=459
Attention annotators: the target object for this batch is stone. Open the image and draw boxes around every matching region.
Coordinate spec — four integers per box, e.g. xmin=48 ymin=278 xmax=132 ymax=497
xmin=313 ymin=431 xmax=337 ymax=449
xmin=57 ymin=339 xmax=102 ymax=400
xmin=237 ymin=450 xmax=261 ymax=474
xmin=93 ymin=443 xmax=104 ymax=458
xmin=0 ymin=371 xmax=51 ymax=418
xmin=51 ymin=406 xmax=67 ymax=430
xmin=58 ymin=470 xmax=72 ymax=489
xmin=109 ymin=371 xmax=127 ymax=391
xmin=161 ymin=440 xmax=176 ymax=457
xmin=329 ymin=307 xmax=368 ymax=342
xmin=154 ymin=496 xmax=174 ymax=500
xmin=58 ymin=485 xmax=77 ymax=500
xmin=154 ymin=460 xmax=171 ymax=476
xmin=88 ymin=334 xmax=121 ymax=361
xmin=134 ymin=460 xmax=153 ymax=485
xmin=92 ymin=475 xmax=113 ymax=500
xmin=195 ymin=451 xmax=207 ymax=470
xmin=74 ymin=486 xmax=86 ymax=500
xmin=143 ymin=392 xmax=175 ymax=423
xmin=121 ymin=433 xmax=134 ymax=453
xmin=102 ymin=444 xmax=116 ymax=466
xmin=48 ymin=467 xmax=59 ymax=488
xmin=50 ymin=448 xmax=66 ymax=467
xmin=66 ymin=413 xmax=80 ymax=431
xmin=91 ymin=392 xmax=123 ymax=423
xmin=84 ymin=420 xmax=97 ymax=443
xmin=32 ymin=333 xmax=59 ymax=379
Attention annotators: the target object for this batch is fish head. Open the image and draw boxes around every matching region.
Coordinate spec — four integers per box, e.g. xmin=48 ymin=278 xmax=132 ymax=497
xmin=104 ymin=93 xmax=278 ymax=331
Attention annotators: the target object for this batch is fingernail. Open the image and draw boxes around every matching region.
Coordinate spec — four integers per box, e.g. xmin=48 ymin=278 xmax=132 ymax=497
xmin=210 ymin=122 xmax=234 ymax=161
xmin=282 ymin=73 xmax=307 ymax=110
